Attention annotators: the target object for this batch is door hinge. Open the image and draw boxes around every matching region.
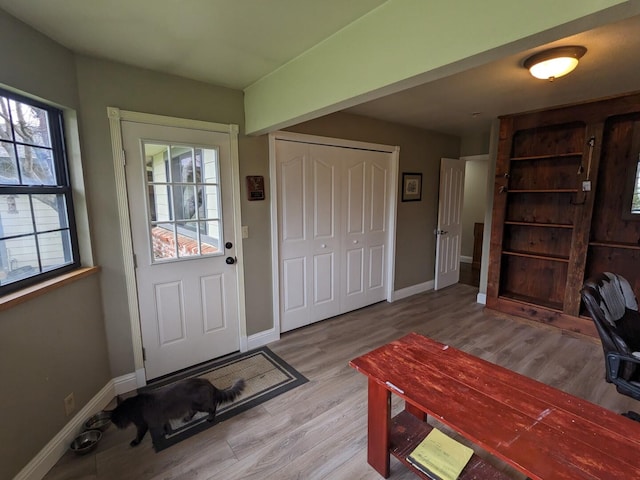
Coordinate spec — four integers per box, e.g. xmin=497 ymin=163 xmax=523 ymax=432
xmin=122 ymin=149 xmax=126 ymax=166
xmin=133 ymin=254 xmax=137 ymax=269
xmin=142 ymin=347 xmax=146 ymax=362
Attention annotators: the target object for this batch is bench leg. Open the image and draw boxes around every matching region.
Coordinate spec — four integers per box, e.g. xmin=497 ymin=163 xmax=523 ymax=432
xmin=405 ymin=401 xmax=427 ymax=421
xmin=367 ymin=379 xmax=391 ymax=478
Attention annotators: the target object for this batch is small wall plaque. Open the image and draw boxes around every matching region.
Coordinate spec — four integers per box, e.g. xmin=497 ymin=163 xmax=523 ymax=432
xmin=246 ymin=175 xmax=265 ymax=201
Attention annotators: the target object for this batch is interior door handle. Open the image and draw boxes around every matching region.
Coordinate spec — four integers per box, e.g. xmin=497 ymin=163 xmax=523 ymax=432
xmin=435 ymin=230 xmax=448 ymax=235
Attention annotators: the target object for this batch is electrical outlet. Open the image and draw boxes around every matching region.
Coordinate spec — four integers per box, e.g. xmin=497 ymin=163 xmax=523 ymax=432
xmin=64 ymin=393 xmax=75 ymax=416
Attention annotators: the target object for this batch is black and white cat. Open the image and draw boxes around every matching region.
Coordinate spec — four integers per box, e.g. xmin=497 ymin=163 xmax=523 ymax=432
xmin=110 ymin=378 xmax=245 ymax=446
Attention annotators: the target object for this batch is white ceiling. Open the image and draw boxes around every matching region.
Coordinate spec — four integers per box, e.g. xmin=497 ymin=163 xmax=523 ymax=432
xmin=2 ymin=0 xmax=639 ymax=137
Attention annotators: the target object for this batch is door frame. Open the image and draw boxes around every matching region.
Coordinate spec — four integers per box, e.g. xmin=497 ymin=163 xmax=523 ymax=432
xmin=267 ymin=131 xmax=399 ymax=343
xmin=107 ymin=107 xmax=247 ymax=387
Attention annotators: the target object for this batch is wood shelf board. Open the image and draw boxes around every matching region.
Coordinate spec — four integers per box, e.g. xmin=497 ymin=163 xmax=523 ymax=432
xmin=504 ymin=221 xmax=573 ymax=229
xmin=508 ymin=189 xmax=579 ymax=193
xmin=390 ymin=410 xmax=511 ymax=480
xmin=502 ymin=250 xmax=570 ymax=262
xmin=510 ymin=152 xmax=583 ymax=161
xmin=589 ymin=241 xmax=640 ymax=251
xmin=498 ymin=292 xmax=563 ymax=312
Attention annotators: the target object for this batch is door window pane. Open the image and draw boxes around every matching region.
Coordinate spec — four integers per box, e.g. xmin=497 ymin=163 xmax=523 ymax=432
xmin=144 ymin=142 xmax=222 ymax=263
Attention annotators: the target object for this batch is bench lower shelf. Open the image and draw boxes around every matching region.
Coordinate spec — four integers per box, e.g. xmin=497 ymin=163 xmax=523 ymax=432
xmin=389 ymin=410 xmax=512 ymax=480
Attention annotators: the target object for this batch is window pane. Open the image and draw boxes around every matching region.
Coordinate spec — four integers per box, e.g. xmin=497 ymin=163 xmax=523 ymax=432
xmin=0 ymin=235 xmax=38 ymax=285
xmin=202 ymin=148 xmax=218 ymax=183
xmin=9 ymin=98 xmax=52 ymax=147
xmin=1 ymin=194 xmax=35 ymax=235
xmin=150 ymin=184 xmax=172 ymax=222
xmin=152 ymin=224 xmax=177 ymax=261
xmin=0 ymin=141 xmax=18 ymax=184
xmin=39 ymin=230 xmax=73 ymax=269
xmin=173 ymin=184 xmax=198 ymax=220
xmin=145 ymin=142 xmax=223 ymax=264
xmin=34 ymin=194 xmax=69 ymax=231
xmin=0 ymin=97 xmax=11 ymax=141
xmin=176 ymin=222 xmax=200 ymax=258
xmin=17 ymin=144 xmax=56 ymax=185
xmin=202 ymin=220 xmax=221 ymax=253
xmin=202 ymin=184 xmax=219 ymax=219
xmin=0 ymin=88 xmax=79 ymax=293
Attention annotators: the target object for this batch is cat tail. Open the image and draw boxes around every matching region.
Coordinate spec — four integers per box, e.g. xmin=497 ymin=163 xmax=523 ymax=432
xmin=215 ymin=379 xmax=246 ymax=405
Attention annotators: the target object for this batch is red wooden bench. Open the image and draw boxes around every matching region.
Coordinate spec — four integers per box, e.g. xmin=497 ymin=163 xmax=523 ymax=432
xmin=349 ymin=332 xmax=640 ymax=479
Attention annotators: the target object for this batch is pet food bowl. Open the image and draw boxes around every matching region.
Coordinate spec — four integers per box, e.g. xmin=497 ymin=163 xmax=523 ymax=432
xmin=69 ymin=429 xmax=102 ymax=455
xmin=83 ymin=411 xmax=111 ymax=432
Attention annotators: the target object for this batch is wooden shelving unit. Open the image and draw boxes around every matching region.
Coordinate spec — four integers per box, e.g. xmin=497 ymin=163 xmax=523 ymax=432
xmin=487 ymin=92 xmax=640 ymax=337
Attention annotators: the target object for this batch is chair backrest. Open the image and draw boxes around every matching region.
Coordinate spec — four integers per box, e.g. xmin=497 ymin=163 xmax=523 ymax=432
xmin=581 ymin=272 xmax=639 ymax=382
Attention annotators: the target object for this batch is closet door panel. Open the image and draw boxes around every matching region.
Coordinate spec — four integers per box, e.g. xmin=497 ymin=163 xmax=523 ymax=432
xmin=309 ymin=145 xmax=340 ymax=321
xmin=342 ymin=153 xmax=367 ymax=311
xmin=278 ymin=141 xmax=312 ymax=332
xmin=366 ymin=157 xmax=389 ymax=303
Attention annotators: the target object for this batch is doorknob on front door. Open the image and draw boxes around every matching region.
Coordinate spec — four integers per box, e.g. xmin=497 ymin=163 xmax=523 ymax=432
xmin=225 ymin=256 xmax=236 ymax=265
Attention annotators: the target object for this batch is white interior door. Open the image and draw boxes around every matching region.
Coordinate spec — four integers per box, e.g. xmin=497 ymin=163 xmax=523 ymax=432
xmin=122 ymin=121 xmax=241 ymax=380
xmin=435 ymin=157 xmax=465 ymax=290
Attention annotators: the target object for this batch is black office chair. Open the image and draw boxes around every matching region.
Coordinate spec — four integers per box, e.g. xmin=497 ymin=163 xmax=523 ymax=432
xmin=581 ymin=273 xmax=640 ymax=412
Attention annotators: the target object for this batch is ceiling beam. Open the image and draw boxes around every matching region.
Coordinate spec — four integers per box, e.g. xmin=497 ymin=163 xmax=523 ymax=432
xmin=244 ymin=0 xmax=639 ymax=135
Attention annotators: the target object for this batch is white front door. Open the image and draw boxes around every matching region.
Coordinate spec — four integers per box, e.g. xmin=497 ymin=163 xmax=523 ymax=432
xmin=122 ymin=121 xmax=241 ymax=380
xmin=435 ymin=157 xmax=465 ymax=290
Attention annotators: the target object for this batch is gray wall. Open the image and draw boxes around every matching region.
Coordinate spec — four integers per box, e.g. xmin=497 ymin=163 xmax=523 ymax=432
xmin=460 ymin=132 xmax=490 ymax=158
xmin=287 ymin=112 xmax=460 ymax=289
xmin=0 ymin=11 xmax=111 ymax=480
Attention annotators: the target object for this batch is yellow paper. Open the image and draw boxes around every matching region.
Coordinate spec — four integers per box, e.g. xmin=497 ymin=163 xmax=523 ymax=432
xmin=407 ymin=428 xmax=474 ymax=480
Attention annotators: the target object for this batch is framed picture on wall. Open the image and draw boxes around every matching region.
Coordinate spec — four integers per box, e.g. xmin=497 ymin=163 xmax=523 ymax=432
xmin=402 ymin=172 xmax=422 ymax=202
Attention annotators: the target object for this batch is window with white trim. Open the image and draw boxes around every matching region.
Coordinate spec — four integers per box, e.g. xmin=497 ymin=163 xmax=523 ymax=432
xmin=0 ymin=88 xmax=79 ymax=294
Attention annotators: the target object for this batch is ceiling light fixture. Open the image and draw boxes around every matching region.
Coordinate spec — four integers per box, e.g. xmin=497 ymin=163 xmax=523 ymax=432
xmin=524 ymin=46 xmax=587 ymax=81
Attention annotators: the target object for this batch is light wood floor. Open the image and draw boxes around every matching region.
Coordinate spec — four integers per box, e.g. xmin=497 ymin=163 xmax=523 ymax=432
xmin=43 ymin=284 xmax=638 ymax=480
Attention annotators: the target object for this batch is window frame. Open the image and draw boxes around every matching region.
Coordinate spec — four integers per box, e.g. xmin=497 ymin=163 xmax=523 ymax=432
xmin=0 ymin=87 xmax=80 ymax=295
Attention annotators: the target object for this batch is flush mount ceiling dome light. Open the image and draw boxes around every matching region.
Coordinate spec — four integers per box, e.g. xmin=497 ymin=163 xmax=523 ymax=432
xmin=524 ymin=46 xmax=587 ymax=81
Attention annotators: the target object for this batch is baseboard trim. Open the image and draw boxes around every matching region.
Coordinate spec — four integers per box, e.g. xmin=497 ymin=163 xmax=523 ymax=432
xmin=247 ymin=328 xmax=280 ymax=350
xmin=391 ymin=280 xmax=434 ymax=301
xmin=477 ymin=292 xmax=487 ymax=304
xmin=114 ymin=372 xmax=138 ymax=395
xmin=14 ymin=380 xmax=116 ymax=480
